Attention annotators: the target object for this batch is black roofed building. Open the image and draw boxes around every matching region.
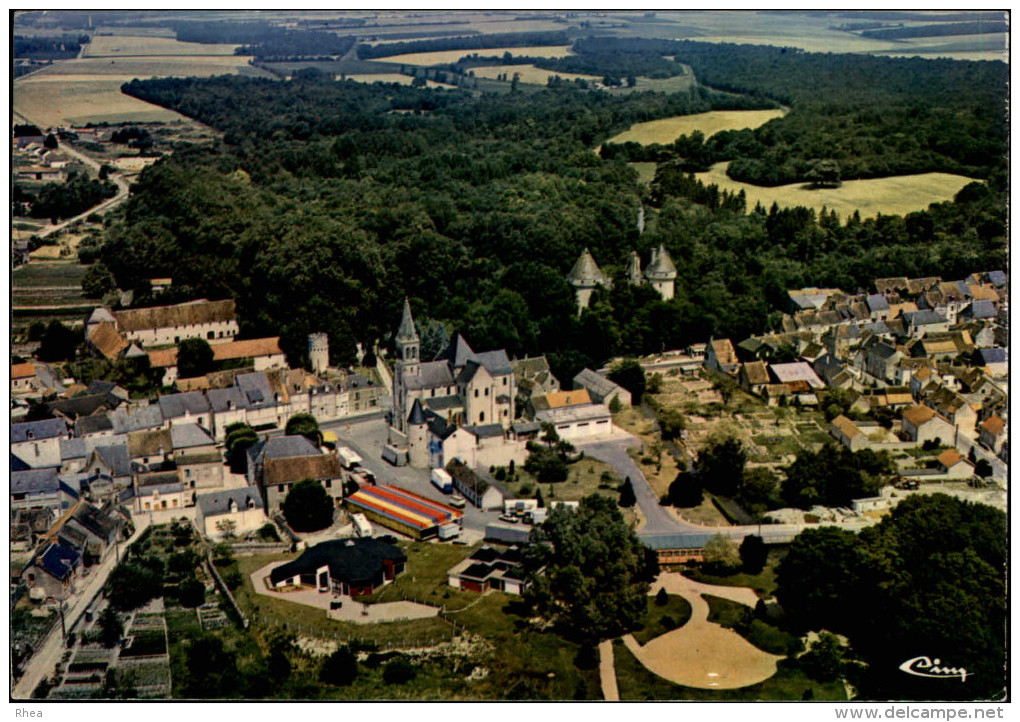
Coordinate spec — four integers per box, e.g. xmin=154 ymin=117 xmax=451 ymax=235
xmin=446 ymin=545 xmax=528 ymax=595
xmin=24 ymin=541 xmax=81 ymax=599
xmin=268 ymin=538 xmax=406 ymax=598
xmin=446 ymin=459 xmax=505 ymax=510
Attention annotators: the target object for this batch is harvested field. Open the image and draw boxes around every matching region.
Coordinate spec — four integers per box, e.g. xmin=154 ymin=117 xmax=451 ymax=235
xmin=343 ymin=73 xmax=458 ymax=89
xmin=470 ymin=63 xmax=599 ymax=85
xmin=15 ymin=75 xmax=187 ymax=127
xmin=13 ymin=261 xmax=89 ymax=287
xmin=82 ymin=35 xmax=241 ymax=57
xmin=373 ymin=45 xmax=574 ymax=66
xmin=29 ymin=55 xmax=255 ymax=77
xmin=695 ymin=162 xmax=979 ymax=219
xmin=606 ymin=109 xmax=785 ymax=146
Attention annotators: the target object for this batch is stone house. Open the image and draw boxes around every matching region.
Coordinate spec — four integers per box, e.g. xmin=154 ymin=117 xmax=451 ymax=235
xmin=196 ymin=487 xmax=267 ymax=540
xmin=829 ymin=415 xmax=868 ymax=452
xmin=111 ymin=299 xmax=239 ymax=348
xmin=979 ymin=415 xmax=1006 ymax=455
xmin=900 ymin=405 xmax=956 ymax=447
xmin=573 ymin=368 xmax=631 ymax=409
xmin=705 ymin=338 xmax=740 ymax=374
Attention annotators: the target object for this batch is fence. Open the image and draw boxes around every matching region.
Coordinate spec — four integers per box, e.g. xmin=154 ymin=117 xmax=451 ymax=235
xmin=204 ymin=554 xmax=249 ymax=629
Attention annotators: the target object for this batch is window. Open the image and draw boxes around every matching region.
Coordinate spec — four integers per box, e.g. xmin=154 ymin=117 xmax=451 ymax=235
xmin=174 ymin=337 xmax=180 ymax=344
xmin=485 ymin=388 xmax=489 ymax=397
xmin=503 ymin=378 xmax=507 ymax=386
xmin=207 ymin=331 xmax=215 ymax=340
xmin=474 ymin=389 xmax=479 ymax=398
xmin=279 ymin=484 xmax=285 ymax=493
xmin=479 ymin=412 xmax=485 ymax=423
xmin=324 ymin=479 xmax=331 ymax=488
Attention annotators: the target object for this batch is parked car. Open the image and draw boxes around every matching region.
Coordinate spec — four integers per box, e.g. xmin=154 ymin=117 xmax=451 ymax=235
xmin=449 ymin=494 xmax=466 ymax=508
xmin=498 ymin=514 xmax=520 ymax=524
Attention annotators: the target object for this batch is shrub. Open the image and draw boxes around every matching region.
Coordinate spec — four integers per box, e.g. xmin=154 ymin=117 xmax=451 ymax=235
xmin=573 ymin=644 xmax=598 ymax=670
xmin=382 ymin=657 xmax=417 ymax=685
xmin=177 ymin=577 xmax=205 ymax=608
xmin=655 ymin=587 xmax=669 ymax=606
xmin=320 ymin=646 xmax=358 ymax=686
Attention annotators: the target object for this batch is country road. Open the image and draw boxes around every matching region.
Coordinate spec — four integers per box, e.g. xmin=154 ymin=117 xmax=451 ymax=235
xmin=13 ymin=110 xmax=132 ymax=238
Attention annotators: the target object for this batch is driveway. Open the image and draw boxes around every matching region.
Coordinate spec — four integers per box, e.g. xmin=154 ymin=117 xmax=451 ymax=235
xmin=249 ymin=562 xmax=440 ymax=625
xmin=621 ymin=572 xmax=781 ymax=690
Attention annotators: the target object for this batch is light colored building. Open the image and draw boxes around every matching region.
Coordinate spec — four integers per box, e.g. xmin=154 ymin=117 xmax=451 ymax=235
xmin=901 ymin=405 xmax=956 ymax=447
xmin=534 ymin=402 xmax=614 ymax=442
xmin=979 ymin=415 xmax=1007 ymax=455
xmin=705 ymin=338 xmax=739 ymax=374
xmin=111 ymin=299 xmax=239 ymax=348
xmin=644 ymin=244 xmax=678 ymax=300
xmin=936 ymin=449 xmax=974 ymax=479
xmin=830 ymin=415 xmax=868 ymax=452
xmin=149 ymin=336 xmax=286 ymax=386
xmin=573 ymin=368 xmax=631 ymax=408
xmin=196 ymin=487 xmax=267 ymax=540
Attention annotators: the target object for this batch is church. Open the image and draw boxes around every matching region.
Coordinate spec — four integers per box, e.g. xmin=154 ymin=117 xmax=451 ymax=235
xmin=391 ymin=299 xmax=517 ymax=436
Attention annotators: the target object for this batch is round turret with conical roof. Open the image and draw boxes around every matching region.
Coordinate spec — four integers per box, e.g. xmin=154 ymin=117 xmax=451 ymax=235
xmin=566 ymin=248 xmax=611 ymax=313
xmin=644 ymin=244 xmax=677 ymax=300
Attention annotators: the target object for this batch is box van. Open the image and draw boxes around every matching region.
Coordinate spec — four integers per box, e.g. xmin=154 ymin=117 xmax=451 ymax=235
xmin=382 ymin=444 xmax=407 ymax=466
xmin=431 ymin=468 xmax=453 ymax=494
xmin=351 ymin=512 xmax=373 ymax=538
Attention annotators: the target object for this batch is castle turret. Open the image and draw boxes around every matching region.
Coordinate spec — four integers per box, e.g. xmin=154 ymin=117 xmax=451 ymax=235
xmin=406 ymin=398 xmax=429 ymax=468
xmin=644 ymin=244 xmax=677 ymax=300
xmin=393 ymin=298 xmax=420 ymax=432
xmin=626 ymin=251 xmax=643 ymax=286
xmin=308 ymin=332 xmax=329 ymax=374
xmin=566 ymin=248 xmax=612 ymax=314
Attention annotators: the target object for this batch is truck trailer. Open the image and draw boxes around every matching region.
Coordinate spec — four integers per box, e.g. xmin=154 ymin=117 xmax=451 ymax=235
xmin=430 ymin=468 xmax=454 ymax=494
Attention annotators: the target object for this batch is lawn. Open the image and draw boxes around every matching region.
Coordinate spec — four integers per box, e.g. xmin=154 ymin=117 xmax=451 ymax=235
xmin=13 ymin=261 xmax=89 ymax=287
xmin=613 ymin=639 xmax=845 ymax=701
xmin=359 ymin=541 xmax=481 ymax=611
xmin=631 ymin=594 xmax=693 ymax=645
xmin=682 ymin=564 xmax=778 ymax=598
xmin=703 ymin=595 xmax=800 ymax=656
xmin=694 ymin=162 xmax=977 ymax=220
xmin=628 ymin=161 xmax=657 ymax=185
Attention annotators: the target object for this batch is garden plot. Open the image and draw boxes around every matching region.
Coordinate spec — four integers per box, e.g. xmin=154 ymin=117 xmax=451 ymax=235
xmin=198 ymin=601 xmax=231 ymax=630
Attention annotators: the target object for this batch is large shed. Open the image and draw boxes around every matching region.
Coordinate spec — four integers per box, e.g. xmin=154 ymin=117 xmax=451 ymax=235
xmin=345 ymin=484 xmax=462 ymax=540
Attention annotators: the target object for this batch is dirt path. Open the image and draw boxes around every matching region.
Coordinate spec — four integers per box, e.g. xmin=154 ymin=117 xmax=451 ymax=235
xmin=622 ymin=572 xmax=781 ymax=690
xmin=599 ymin=639 xmax=620 ymax=700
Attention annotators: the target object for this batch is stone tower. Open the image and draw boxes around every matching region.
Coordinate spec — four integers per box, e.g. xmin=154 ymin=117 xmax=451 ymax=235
xmin=393 ymin=297 xmax=420 ymax=433
xmin=626 ymin=251 xmax=643 ymax=286
xmin=308 ymin=332 xmax=329 ymax=374
xmin=406 ymin=398 xmax=429 ymax=468
xmin=566 ymin=248 xmax=612 ymax=314
xmin=645 ymin=244 xmax=677 ymax=301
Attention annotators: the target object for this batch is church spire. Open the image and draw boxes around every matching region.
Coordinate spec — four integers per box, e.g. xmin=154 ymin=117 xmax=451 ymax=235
xmin=396 ymin=297 xmax=418 ymax=343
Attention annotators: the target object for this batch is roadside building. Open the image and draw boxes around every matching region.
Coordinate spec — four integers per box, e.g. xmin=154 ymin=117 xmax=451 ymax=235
xmin=345 ymin=485 xmax=462 ymax=541
xmin=446 ymin=459 xmax=505 ymax=510
xmin=196 ymin=487 xmax=267 ymax=540
xmin=269 ymin=538 xmax=406 ymax=597
xmin=572 ymin=368 xmax=631 ymax=409
xmin=533 ymin=402 xmax=614 ymax=442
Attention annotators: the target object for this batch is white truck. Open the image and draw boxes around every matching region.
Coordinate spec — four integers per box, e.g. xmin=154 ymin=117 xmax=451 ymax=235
xmin=438 ymin=522 xmax=462 ymax=540
xmin=430 ymin=468 xmax=454 ymax=494
xmin=337 ymin=446 xmax=363 ymax=470
xmin=504 ymin=498 xmax=538 ymax=518
xmin=351 ymin=512 xmax=373 ymax=538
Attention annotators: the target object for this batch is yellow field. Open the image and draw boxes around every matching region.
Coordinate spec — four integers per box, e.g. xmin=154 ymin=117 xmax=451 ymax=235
xmin=14 ymin=75 xmax=188 ymax=127
xmin=343 ymin=73 xmax=459 ymax=89
xmin=374 ymin=45 xmax=574 ymax=66
xmin=695 ymin=162 xmax=979 ymax=219
xmin=606 ymin=109 xmax=786 ymax=145
xmin=83 ymin=35 xmax=241 ymax=57
xmin=470 ymin=63 xmax=599 ymax=85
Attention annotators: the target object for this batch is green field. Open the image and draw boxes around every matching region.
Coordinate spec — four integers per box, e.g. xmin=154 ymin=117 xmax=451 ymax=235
xmin=631 ymin=594 xmax=694 ymax=645
xmin=13 ymin=261 xmax=89 ymax=287
xmin=695 ymin=162 xmax=979 ymax=219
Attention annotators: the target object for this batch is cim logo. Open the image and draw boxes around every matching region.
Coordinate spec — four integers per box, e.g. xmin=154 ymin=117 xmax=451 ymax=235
xmin=899 ymin=657 xmax=971 ymax=682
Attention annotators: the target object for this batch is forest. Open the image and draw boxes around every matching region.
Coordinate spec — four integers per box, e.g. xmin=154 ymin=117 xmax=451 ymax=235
xmin=104 ymin=38 xmax=1006 ymax=383
xmin=13 ymin=35 xmax=88 ymax=59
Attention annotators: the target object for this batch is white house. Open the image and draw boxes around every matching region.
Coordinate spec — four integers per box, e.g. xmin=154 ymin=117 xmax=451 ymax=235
xmin=196 ymin=487 xmax=267 ymax=540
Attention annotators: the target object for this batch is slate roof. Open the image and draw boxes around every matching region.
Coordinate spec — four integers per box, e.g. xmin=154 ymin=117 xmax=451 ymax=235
xmin=206 ymin=386 xmax=248 ymax=412
xmin=977 ymin=347 xmax=1007 ymax=365
xmin=865 ymin=294 xmax=890 ymax=313
xmin=87 ymin=307 xmax=116 ymax=325
xmin=645 ymin=244 xmax=677 ymax=279
xmin=113 ymin=299 xmax=235 ymax=332
xmin=512 ymin=420 xmax=542 ymax=435
xmin=396 ymin=297 xmax=419 ymax=343
xmin=158 ymin=391 xmax=212 ymax=420
xmin=47 ymin=393 xmax=122 ymax=420
xmin=253 ymin=435 xmax=320 ymax=461
xmin=472 ymin=349 xmax=513 ymax=376
xmin=426 ymin=394 xmax=464 ymax=411
xmin=566 ymin=248 xmax=610 ymax=287
xmin=463 ymin=423 xmax=505 ymax=440
xmin=404 ymin=360 xmax=455 ymax=391
xmin=170 ymin=423 xmax=216 ymax=450
xmin=573 ymin=368 xmax=623 ymax=397
xmin=986 ymin=270 xmax=1006 ymax=287
xmin=270 ymin=538 xmax=406 ymax=588
xmin=407 ymin=398 xmax=428 ymax=426
xmin=235 ymin=372 xmax=275 ymax=408
xmin=12 ymin=418 xmax=69 ymax=444
xmin=93 ymin=444 xmax=133 ymax=477
xmin=12 ymin=468 xmax=62 ymax=495
xmin=904 ymin=310 xmax=948 ymax=327
xmin=137 ymin=482 xmax=185 ymax=497
xmin=71 ymin=410 xmax=109 ymax=434
xmin=36 ymin=542 xmax=80 ymax=581
xmin=197 ymin=487 xmax=265 ymax=517
xmin=962 ymin=300 xmax=997 ymax=319
xmin=108 ymin=404 xmax=164 ymax=434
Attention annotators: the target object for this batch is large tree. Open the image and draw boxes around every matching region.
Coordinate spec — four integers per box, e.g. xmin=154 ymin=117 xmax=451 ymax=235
xmin=696 ymin=436 xmax=747 ymax=497
xmin=285 ymin=413 xmax=321 ymax=447
xmin=177 ymin=337 xmax=215 ymax=379
xmin=776 ymin=494 xmax=1006 ymax=700
xmin=523 ymin=495 xmax=657 ymax=643
xmin=607 ymin=359 xmax=647 ymax=403
xmin=281 ymin=478 xmax=334 ymax=532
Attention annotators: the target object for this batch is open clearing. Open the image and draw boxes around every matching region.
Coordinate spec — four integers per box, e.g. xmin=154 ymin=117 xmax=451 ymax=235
xmin=82 ymin=35 xmax=241 ymax=57
xmin=623 ymin=572 xmax=780 ymax=690
xmin=343 ymin=73 xmax=459 ymax=89
xmin=694 ymin=162 xmax=978 ymax=219
xmin=14 ymin=75 xmax=190 ymax=127
xmin=470 ymin=64 xmax=600 ymax=85
xmin=373 ymin=45 xmax=574 ymax=66
xmin=28 ymin=56 xmax=255 ymax=77
xmin=606 ymin=109 xmax=786 ymax=146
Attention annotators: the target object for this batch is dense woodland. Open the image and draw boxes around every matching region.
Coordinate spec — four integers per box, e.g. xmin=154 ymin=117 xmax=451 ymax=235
xmin=106 ymin=38 xmax=1006 ymax=384
xmin=14 ymin=35 xmax=88 ymax=59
